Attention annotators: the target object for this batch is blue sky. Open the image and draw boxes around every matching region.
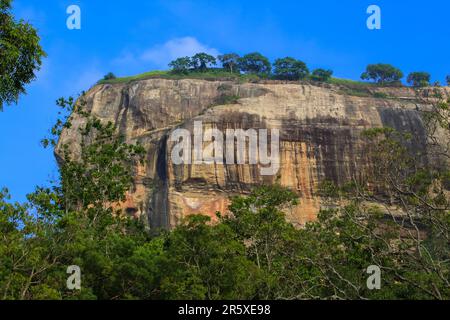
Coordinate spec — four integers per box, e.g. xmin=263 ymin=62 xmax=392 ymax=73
xmin=1 ymin=0 xmax=450 ymax=202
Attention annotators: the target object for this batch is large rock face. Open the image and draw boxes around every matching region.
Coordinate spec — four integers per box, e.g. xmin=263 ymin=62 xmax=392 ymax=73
xmin=57 ymin=79 xmax=433 ymax=228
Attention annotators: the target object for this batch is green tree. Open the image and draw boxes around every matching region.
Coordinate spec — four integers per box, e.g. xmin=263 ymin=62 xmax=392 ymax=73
xmin=168 ymin=57 xmax=191 ymax=74
xmin=218 ymin=53 xmax=240 ymax=73
xmin=0 ymin=95 xmax=150 ymax=299
xmin=407 ymin=72 xmax=431 ymax=87
xmin=190 ymin=52 xmax=216 ymax=72
xmin=238 ymin=52 xmax=271 ymax=75
xmin=273 ymin=57 xmax=309 ymax=80
xmin=446 ymin=75 xmax=450 ymax=86
xmin=0 ymin=0 xmax=46 ymax=110
xmin=0 ymin=188 xmax=63 ymax=299
xmin=310 ymin=68 xmax=333 ymax=82
xmin=361 ymin=63 xmax=403 ymax=84
xmin=102 ymin=72 xmax=116 ymax=81
xmin=157 ymin=215 xmax=261 ymax=299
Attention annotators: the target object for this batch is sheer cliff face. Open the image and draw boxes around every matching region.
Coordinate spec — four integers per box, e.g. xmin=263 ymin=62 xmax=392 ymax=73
xmin=57 ymin=79 xmax=431 ymax=228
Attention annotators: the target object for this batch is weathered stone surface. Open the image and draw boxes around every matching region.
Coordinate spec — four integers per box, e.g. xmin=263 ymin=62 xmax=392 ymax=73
xmin=56 ymin=79 xmax=443 ymax=229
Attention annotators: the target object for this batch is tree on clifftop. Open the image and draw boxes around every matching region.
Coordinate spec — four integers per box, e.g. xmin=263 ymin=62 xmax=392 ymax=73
xmin=102 ymin=72 xmax=116 ymax=80
xmin=407 ymin=71 xmax=431 ymax=87
xmin=190 ymin=52 xmax=217 ymax=72
xmin=218 ymin=53 xmax=240 ymax=73
xmin=238 ymin=52 xmax=271 ymax=75
xmin=310 ymin=68 xmax=333 ymax=82
xmin=361 ymin=63 xmax=403 ymax=84
xmin=273 ymin=57 xmax=309 ymax=80
xmin=168 ymin=57 xmax=191 ymax=74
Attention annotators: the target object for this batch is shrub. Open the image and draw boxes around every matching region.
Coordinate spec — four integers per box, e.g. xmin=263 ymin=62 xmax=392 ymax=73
xmin=103 ymin=72 xmax=116 ymax=80
xmin=310 ymin=68 xmax=333 ymax=82
xmin=373 ymin=92 xmax=389 ymax=99
xmin=407 ymin=72 xmax=431 ymax=87
xmin=273 ymin=57 xmax=309 ymax=80
xmin=361 ymin=63 xmax=403 ymax=84
xmin=214 ymin=94 xmax=240 ymax=105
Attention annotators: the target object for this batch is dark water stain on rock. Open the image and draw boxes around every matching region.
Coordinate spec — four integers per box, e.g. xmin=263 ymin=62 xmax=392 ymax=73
xmin=377 ymin=107 xmax=427 ymax=153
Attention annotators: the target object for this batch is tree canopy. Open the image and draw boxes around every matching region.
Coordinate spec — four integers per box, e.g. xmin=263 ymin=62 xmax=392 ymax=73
xmin=102 ymin=72 xmax=116 ymax=80
xmin=238 ymin=52 xmax=271 ymax=75
xmin=361 ymin=63 xmax=403 ymax=84
xmin=190 ymin=52 xmax=217 ymax=71
xmin=0 ymin=0 xmax=46 ymax=110
xmin=273 ymin=57 xmax=309 ymax=80
xmin=310 ymin=68 xmax=333 ymax=82
xmin=218 ymin=53 xmax=240 ymax=73
xmin=407 ymin=72 xmax=431 ymax=87
xmin=168 ymin=57 xmax=191 ymax=74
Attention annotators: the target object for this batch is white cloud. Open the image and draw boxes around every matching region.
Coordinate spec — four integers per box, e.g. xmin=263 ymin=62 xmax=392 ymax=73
xmin=141 ymin=37 xmax=220 ymax=68
xmin=112 ymin=37 xmax=220 ymax=70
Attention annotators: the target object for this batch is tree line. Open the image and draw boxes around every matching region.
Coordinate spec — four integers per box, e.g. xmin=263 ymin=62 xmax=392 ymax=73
xmin=168 ymin=52 xmax=333 ymax=82
xmin=167 ymin=52 xmax=450 ymax=87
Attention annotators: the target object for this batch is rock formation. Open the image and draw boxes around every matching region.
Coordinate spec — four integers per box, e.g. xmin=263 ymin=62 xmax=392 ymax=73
xmin=57 ymin=78 xmax=438 ymax=228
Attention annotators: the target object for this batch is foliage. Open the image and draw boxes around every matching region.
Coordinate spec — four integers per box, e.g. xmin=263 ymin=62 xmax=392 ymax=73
xmin=168 ymin=57 xmax=191 ymax=74
xmin=102 ymin=72 xmax=116 ymax=81
xmin=0 ymin=0 xmax=46 ymax=110
xmin=99 ymin=69 xmax=261 ymax=84
xmin=0 ymin=95 xmax=149 ymax=299
xmin=407 ymin=72 xmax=431 ymax=87
xmin=446 ymin=75 xmax=450 ymax=86
xmin=273 ymin=57 xmax=309 ymax=80
xmin=373 ymin=92 xmax=389 ymax=99
xmin=361 ymin=63 xmax=403 ymax=84
xmin=310 ymin=68 xmax=333 ymax=82
xmin=238 ymin=52 xmax=271 ymax=75
xmin=213 ymin=94 xmax=240 ymax=105
xmin=190 ymin=53 xmax=217 ymax=72
xmin=218 ymin=53 xmax=240 ymax=73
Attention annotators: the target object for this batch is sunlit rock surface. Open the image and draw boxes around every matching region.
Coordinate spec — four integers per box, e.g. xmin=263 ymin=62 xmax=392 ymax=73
xmin=57 ymin=79 xmax=442 ymax=228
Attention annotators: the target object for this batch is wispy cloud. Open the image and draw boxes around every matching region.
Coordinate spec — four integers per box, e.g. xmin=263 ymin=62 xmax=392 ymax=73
xmin=71 ymin=67 xmax=104 ymax=94
xmin=141 ymin=37 xmax=220 ymax=67
xmin=112 ymin=37 xmax=220 ymax=70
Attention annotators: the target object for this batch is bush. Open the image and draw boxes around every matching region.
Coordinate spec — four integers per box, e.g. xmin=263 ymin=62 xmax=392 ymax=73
xmin=310 ymin=68 xmax=333 ymax=82
xmin=361 ymin=63 xmax=403 ymax=84
xmin=103 ymin=72 xmax=116 ymax=80
xmin=214 ymin=94 xmax=240 ymax=105
xmin=446 ymin=75 xmax=450 ymax=86
xmin=407 ymin=72 xmax=431 ymax=87
xmin=273 ymin=57 xmax=309 ymax=80
xmin=238 ymin=52 xmax=271 ymax=75
xmin=373 ymin=92 xmax=389 ymax=99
